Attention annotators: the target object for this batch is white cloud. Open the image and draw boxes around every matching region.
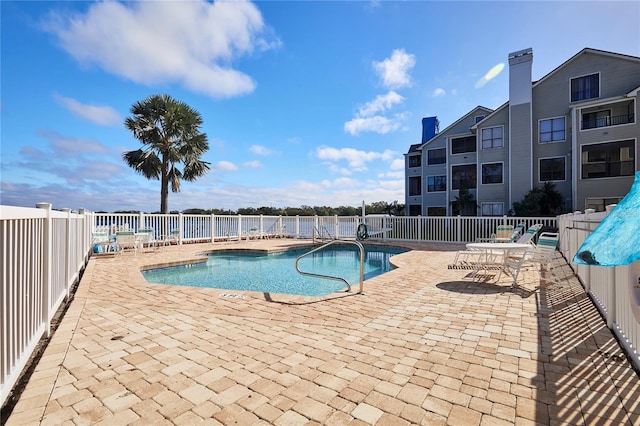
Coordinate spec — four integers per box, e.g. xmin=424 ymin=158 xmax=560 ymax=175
xmin=373 ymin=49 xmax=415 ymax=89
xmin=344 ymin=49 xmax=415 ymax=136
xmin=432 ymin=88 xmax=446 ymax=97
xmin=357 ymin=91 xmax=404 ymax=117
xmin=243 ymin=160 xmax=262 ymax=168
xmin=390 ymin=159 xmax=405 ymax=170
xmin=54 ymin=94 xmax=122 ymax=126
xmin=214 ymin=161 xmax=238 ymax=172
xmin=44 ymin=1 xmax=281 ymax=98
xmin=344 ymin=112 xmax=410 ymax=136
xmin=316 ymin=146 xmax=396 ymax=171
xmin=249 ymin=144 xmax=274 ymax=156
xmin=378 ymin=171 xmax=404 ymax=179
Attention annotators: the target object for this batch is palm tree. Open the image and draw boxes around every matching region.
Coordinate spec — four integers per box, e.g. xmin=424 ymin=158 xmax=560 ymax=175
xmin=123 ymin=94 xmax=210 ymax=214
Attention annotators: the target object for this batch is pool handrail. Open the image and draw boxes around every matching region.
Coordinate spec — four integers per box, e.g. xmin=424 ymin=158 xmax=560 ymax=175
xmin=295 ymin=239 xmax=365 ymax=294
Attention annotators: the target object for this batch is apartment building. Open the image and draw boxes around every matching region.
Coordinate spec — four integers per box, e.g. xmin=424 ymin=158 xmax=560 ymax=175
xmin=405 ymin=48 xmax=640 ymax=216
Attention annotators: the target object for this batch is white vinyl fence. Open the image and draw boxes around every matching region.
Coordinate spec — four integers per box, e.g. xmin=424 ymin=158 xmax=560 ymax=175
xmin=557 ymin=210 xmax=640 ymax=371
xmin=2 ymin=207 xmax=563 ymax=407
xmin=1 ymin=204 xmax=93 ymax=406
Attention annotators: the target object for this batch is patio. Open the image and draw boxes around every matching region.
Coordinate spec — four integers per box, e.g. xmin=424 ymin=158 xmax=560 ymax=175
xmin=3 ymin=239 xmax=640 ymax=425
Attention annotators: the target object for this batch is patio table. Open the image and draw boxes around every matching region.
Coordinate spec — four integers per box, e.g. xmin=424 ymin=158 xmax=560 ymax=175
xmin=464 ymin=242 xmax=532 ymax=283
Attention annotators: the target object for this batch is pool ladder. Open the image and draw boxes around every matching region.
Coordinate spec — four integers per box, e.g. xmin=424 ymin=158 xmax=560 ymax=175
xmin=295 ymin=239 xmax=365 ymax=294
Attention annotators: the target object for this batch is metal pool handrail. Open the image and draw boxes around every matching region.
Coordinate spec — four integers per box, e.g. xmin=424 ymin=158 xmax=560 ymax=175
xmin=295 ymin=239 xmax=365 ymax=294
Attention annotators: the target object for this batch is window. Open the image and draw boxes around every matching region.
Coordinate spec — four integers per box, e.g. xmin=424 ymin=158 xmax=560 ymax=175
xmin=451 ymin=136 xmax=476 ymax=154
xmin=427 ymin=148 xmax=446 ymax=165
xmin=474 ymin=115 xmax=485 ymax=123
xmin=427 ymin=206 xmax=446 ymax=216
xmin=408 ymin=205 xmax=422 ymax=216
xmin=452 ymin=164 xmax=477 ymax=189
xmin=481 ymin=127 xmax=503 ymax=149
xmin=540 ymin=157 xmax=566 ymax=181
xmin=408 ymin=155 xmax=421 ymax=168
xmin=582 ymin=140 xmax=635 ymax=179
xmin=481 ymin=203 xmax=503 ymax=217
xmin=481 ymin=163 xmax=503 ymax=184
xmin=427 ymin=175 xmax=446 ymax=192
xmin=408 ymin=176 xmax=421 ymax=196
xmin=539 ymin=117 xmax=565 ymax=143
xmin=571 ymin=73 xmax=599 ymax=102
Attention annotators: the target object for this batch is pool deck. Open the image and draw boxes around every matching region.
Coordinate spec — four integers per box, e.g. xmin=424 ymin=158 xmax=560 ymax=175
xmin=4 ymin=239 xmax=640 ymax=425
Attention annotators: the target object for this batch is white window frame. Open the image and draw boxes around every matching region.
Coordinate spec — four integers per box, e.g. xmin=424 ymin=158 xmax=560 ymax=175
xmin=580 ymin=139 xmax=636 ymax=180
xmin=408 ymin=154 xmax=421 ymax=168
xmin=538 ymin=116 xmax=566 ymax=144
xmin=570 ymin=72 xmax=600 ymax=103
xmin=481 ymin=126 xmax=504 ymax=149
xmin=481 ymin=161 xmax=504 ymax=185
xmin=481 ymin=202 xmax=504 ymax=217
xmin=539 ymin=156 xmax=567 ymax=182
xmin=426 ymin=175 xmax=447 ymax=192
xmin=408 ymin=176 xmax=421 ymax=196
xmin=450 ymin=135 xmax=477 ymax=155
xmin=451 ymin=162 xmax=477 ymax=190
xmin=427 ymin=206 xmax=447 ymax=217
xmin=426 ymin=147 xmax=446 ymax=165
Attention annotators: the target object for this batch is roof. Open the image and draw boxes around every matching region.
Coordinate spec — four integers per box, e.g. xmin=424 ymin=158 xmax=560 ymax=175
xmin=418 ymin=106 xmax=494 ymax=150
xmin=533 ymin=48 xmax=640 ymax=89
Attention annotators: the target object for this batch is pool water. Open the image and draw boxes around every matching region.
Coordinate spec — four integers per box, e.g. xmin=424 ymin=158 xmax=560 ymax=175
xmin=141 ymin=245 xmax=407 ymax=296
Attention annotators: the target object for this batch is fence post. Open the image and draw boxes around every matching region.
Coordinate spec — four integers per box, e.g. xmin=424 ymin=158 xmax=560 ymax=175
xmin=211 ymin=214 xmax=216 ymax=243
xmin=456 ymin=215 xmax=461 ymax=243
xmin=61 ymin=208 xmax=73 ymax=299
xmin=334 ymin=215 xmax=339 ymax=239
xmin=238 ymin=215 xmax=243 ymax=240
xmin=36 ymin=203 xmax=53 ymax=337
xmin=178 ymin=212 xmax=184 ymax=244
xmin=608 ymin=267 xmax=616 ymax=329
xmin=296 ymin=216 xmax=300 ymax=239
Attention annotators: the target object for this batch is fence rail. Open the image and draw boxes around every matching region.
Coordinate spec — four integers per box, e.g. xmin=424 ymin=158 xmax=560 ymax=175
xmin=5 ymin=205 xmax=638 ymax=407
xmin=1 ymin=204 xmax=93 ymax=406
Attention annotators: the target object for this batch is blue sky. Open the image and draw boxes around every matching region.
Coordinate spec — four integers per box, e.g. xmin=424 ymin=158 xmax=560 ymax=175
xmin=2 ymin=1 xmax=639 ymax=213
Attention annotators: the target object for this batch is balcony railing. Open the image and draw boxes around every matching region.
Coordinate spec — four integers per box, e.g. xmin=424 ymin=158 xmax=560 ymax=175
xmin=581 ymin=113 xmax=635 ymax=130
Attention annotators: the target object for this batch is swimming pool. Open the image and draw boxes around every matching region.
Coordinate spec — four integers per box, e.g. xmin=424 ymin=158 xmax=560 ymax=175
xmin=141 ymin=245 xmax=407 ymax=296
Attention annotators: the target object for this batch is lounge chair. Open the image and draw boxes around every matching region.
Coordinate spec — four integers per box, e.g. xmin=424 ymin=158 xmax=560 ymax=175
xmin=92 ymin=232 xmax=113 ymax=254
xmin=115 ymin=231 xmax=138 ymax=255
xmin=515 ymin=223 xmax=543 ymax=245
xmin=506 ymin=232 xmax=560 ymax=286
xmin=476 ymin=224 xmax=514 ymax=243
xmin=137 ymin=228 xmax=157 ymax=251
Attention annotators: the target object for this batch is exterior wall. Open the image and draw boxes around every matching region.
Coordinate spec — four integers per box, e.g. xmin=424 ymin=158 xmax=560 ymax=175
xmin=509 ymin=102 xmax=533 ymax=206
xmin=422 ymin=138 xmax=448 ymax=215
xmin=531 ymin=67 xmax=574 ymax=210
xmin=477 ymin=107 xmax=510 ymax=213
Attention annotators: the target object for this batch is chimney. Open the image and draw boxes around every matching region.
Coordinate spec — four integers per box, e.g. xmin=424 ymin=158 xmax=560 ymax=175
xmin=421 ymin=116 xmax=439 ymax=143
xmin=508 ymin=48 xmax=533 ymax=105
xmin=507 ymin=47 xmax=534 ymax=210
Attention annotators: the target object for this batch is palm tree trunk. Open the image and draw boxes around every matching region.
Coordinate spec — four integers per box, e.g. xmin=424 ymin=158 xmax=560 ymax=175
xmin=161 ymin=157 xmax=169 ymax=214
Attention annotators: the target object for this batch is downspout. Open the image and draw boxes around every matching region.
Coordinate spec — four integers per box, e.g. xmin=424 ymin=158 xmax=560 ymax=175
xmin=572 ymin=107 xmax=578 ymax=211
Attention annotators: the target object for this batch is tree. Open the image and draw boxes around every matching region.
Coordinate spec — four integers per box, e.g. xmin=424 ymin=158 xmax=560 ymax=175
xmin=451 ymin=187 xmax=477 ymax=216
xmin=123 ymin=94 xmax=210 ymax=214
xmin=511 ymin=181 xmax=565 ymax=216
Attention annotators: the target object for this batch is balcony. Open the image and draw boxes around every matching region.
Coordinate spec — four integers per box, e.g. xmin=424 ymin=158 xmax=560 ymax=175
xmin=580 ymin=99 xmax=636 ymax=131
xmin=581 ymin=113 xmax=635 ymax=130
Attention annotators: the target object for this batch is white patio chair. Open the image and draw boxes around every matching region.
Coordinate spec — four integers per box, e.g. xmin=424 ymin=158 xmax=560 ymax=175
xmin=506 ymin=232 xmax=560 ymax=286
xmin=115 ymin=231 xmax=138 ymax=255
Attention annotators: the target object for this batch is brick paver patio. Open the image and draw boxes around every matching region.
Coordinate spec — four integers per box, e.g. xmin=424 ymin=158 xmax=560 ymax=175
xmin=3 ymin=239 xmax=639 ymax=425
